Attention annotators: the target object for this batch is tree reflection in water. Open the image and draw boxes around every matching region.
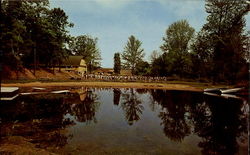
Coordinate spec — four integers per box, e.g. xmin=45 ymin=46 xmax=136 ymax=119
xmin=150 ymin=89 xmax=248 ymax=155
xmin=69 ymin=89 xmax=100 ymax=124
xmin=121 ymin=89 xmax=144 ymax=125
xmin=191 ymin=96 xmax=248 ymax=155
xmin=151 ymin=90 xmax=191 ymax=142
xmin=0 ymin=94 xmax=75 ymax=149
xmin=0 ymin=88 xmax=247 ymax=154
xmin=0 ymin=89 xmax=101 ymax=150
xmin=113 ymin=88 xmax=121 ymax=106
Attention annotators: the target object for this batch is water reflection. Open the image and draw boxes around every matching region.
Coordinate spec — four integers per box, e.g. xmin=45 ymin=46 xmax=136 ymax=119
xmin=0 ymin=88 xmax=100 ymax=150
xmin=0 ymin=94 xmax=75 ymax=148
xmin=0 ymin=88 xmax=248 ymax=154
xmin=121 ymin=89 xmax=144 ymax=125
xmin=193 ymin=96 xmax=248 ymax=155
xmin=69 ymin=89 xmax=100 ymax=124
xmin=113 ymin=88 xmax=121 ymax=106
xmin=151 ymin=90 xmax=192 ymax=142
xmin=150 ymin=89 xmax=248 ymax=155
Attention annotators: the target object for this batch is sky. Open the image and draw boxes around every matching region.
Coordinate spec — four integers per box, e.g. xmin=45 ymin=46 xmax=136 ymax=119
xmin=50 ymin=0 xmax=250 ymax=68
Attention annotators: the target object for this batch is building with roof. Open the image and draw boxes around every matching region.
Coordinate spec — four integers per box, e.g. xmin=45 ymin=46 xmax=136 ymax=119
xmin=93 ymin=68 xmax=114 ymax=75
xmin=93 ymin=68 xmax=132 ymax=76
xmin=62 ymin=56 xmax=87 ymax=75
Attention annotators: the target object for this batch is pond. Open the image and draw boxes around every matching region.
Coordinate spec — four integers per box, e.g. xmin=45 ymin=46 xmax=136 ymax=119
xmin=0 ymin=87 xmax=248 ymax=154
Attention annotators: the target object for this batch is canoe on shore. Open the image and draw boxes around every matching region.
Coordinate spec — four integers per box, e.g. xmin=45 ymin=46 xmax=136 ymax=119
xmin=220 ymin=88 xmax=244 ymax=94
xmin=0 ymin=87 xmax=19 ymax=101
xmin=204 ymin=88 xmax=225 ymax=94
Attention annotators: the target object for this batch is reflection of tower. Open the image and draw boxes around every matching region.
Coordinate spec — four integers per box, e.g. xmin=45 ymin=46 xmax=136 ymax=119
xmin=76 ymin=87 xmax=87 ymax=101
xmin=113 ymin=88 xmax=121 ymax=105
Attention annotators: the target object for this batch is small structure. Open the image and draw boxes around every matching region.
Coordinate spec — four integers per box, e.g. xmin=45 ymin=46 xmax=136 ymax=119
xmin=94 ymin=68 xmax=114 ymax=75
xmin=62 ymin=56 xmax=87 ymax=75
xmin=93 ymin=68 xmax=132 ymax=76
xmin=120 ymin=69 xmax=132 ymax=76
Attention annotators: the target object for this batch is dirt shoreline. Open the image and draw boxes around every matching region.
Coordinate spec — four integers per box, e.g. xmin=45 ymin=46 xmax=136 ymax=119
xmin=1 ymin=81 xmax=208 ymax=91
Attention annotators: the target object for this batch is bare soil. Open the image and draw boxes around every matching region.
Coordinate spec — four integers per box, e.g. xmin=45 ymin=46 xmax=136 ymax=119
xmin=2 ymin=81 xmax=204 ymax=91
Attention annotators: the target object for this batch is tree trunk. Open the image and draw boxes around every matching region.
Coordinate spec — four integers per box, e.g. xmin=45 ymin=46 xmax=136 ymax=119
xmin=59 ymin=62 xmax=61 ymax=72
xmin=33 ymin=43 xmax=36 ymax=76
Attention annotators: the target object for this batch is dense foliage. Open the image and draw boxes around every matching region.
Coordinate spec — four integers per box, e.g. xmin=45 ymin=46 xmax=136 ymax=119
xmin=191 ymin=0 xmax=249 ymax=83
xmin=69 ymin=35 xmax=101 ymax=73
xmin=150 ymin=0 xmax=249 ymax=83
xmin=1 ymin=0 xmax=249 ymax=84
xmin=158 ymin=20 xmax=195 ymax=78
xmin=0 ymin=0 xmax=101 ymax=76
xmin=0 ymin=0 xmax=73 ymax=73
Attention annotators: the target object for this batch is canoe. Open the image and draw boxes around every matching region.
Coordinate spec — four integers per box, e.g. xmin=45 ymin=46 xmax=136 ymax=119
xmin=221 ymin=94 xmax=243 ymax=100
xmin=203 ymin=92 xmax=221 ymax=97
xmin=204 ymin=88 xmax=220 ymax=92
xmin=204 ymin=88 xmax=224 ymax=94
xmin=0 ymin=87 xmax=19 ymax=101
xmin=220 ymin=88 xmax=244 ymax=94
xmin=51 ymin=90 xmax=70 ymax=94
xmin=1 ymin=94 xmax=19 ymax=101
xmin=32 ymin=87 xmax=46 ymax=90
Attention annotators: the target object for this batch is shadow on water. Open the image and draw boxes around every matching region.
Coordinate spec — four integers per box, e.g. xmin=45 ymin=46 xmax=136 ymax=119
xmin=113 ymin=88 xmax=121 ymax=106
xmin=0 ymin=88 xmax=100 ymax=152
xmin=0 ymin=93 xmax=74 ymax=149
xmin=150 ymin=89 xmax=248 ymax=155
xmin=151 ymin=90 xmax=192 ymax=142
xmin=0 ymin=87 xmax=248 ymax=154
xmin=68 ymin=89 xmax=100 ymax=124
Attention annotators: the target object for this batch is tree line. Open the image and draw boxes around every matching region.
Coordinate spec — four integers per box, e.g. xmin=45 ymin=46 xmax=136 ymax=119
xmin=0 ymin=0 xmax=248 ymax=84
xmin=0 ymin=0 xmax=101 ymax=76
xmin=114 ymin=0 xmax=249 ymax=84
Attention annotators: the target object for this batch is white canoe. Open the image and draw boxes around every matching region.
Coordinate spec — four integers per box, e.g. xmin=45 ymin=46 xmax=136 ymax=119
xmin=32 ymin=87 xmax=46 ymax=90
xmin=220 ymin=88 xmax=244 ymax=94
xmin=204 ymin=88 xmax=223 ymax=94
xmin=0 ymin=94 xmax=19 ymax=101
xmin=20 ymin=92 xmax=48 ymax=95
xmin=221 ymin=94 xmax=243 ymax=100
xmin=1 ymin=87 xmax=19 ymax=101
xmin=1 ymin=87 xmax=19 ymax=93
xmin=51 ymin=90 xmax=70 ymax=94
xmin=203 ymin=92 xmax=221 ymax=97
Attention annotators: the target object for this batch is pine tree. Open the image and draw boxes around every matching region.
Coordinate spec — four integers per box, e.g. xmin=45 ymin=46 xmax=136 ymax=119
xmin=114 ymin=52 xmax=121 ymax=74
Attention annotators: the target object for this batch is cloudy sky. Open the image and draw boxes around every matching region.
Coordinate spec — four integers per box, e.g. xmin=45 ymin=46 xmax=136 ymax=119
xmin=50 ymin=0 xmax=250 ymax=68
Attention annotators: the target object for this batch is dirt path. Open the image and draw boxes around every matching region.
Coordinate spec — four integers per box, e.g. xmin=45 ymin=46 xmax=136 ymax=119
xmin=2 ymin=81 xmax=204 ymax=91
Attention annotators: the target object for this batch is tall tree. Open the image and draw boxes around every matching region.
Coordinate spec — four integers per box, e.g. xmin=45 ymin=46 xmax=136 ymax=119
xmin=70 ymin=35 xmax=101 ymax=73
xmin=46 ymin=8 xmax=73 ymax=70
xmin=161 ymin=20 xmax=195 ymax=54
xmin=0 ymin=0 xmax=73 ymax=76
xmin=190 ymin=30 xmax=214 ymax=80
xmin=122 ymin=35 xmax=145 ymax=75
xmin=193 ymin=0 xmax=249 ymax=83
xmin=160 ymin=20 xmax=195 ymax=77
xmin=113 ymin=52 xmax=121 ymax=74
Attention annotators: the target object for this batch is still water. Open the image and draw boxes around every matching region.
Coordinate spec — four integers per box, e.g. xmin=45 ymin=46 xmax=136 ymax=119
xmin=0 ymin=87 xmax=248 ymax=154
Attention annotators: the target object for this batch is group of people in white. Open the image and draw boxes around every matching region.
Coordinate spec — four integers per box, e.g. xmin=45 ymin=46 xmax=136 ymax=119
xmin=80 ymin=74 xmax=167 ymax=82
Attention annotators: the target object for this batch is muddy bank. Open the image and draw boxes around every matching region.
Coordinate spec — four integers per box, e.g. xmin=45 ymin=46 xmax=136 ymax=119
xmin=1 ymin=81 xmax=207 ymax=91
